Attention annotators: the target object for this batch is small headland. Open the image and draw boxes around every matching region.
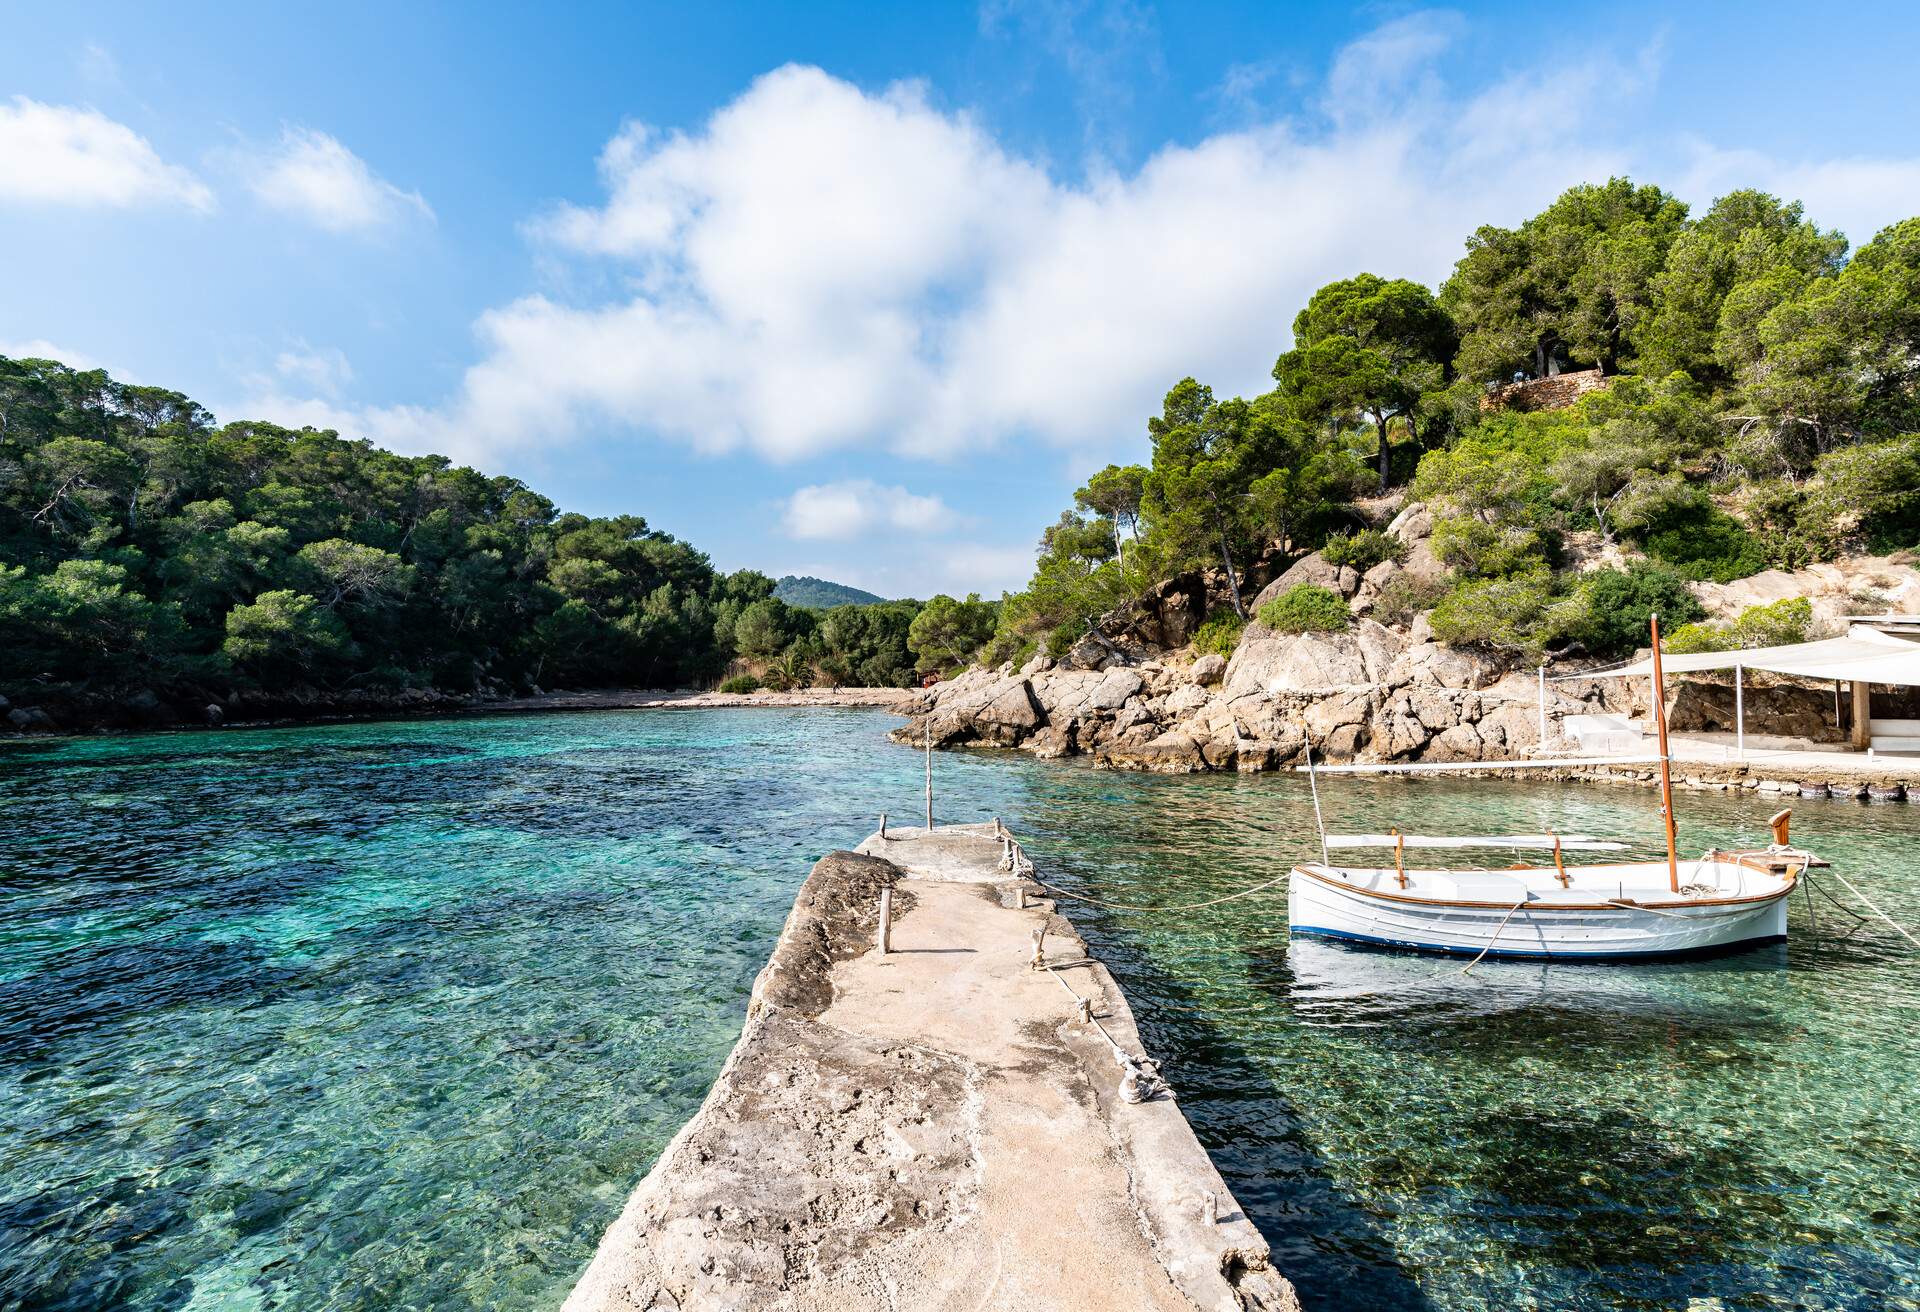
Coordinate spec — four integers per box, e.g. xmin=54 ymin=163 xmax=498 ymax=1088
xmin=564 ymin=822 xmax=1297 ymax=1312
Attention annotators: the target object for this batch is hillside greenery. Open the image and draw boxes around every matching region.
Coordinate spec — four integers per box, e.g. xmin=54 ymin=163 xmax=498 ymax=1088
xmin=988 ymin=180 xmax=1920 ymax=663
xmin=0 ymin=358 xmax=975 ymax=716
xmin=772 ymin=575 xmax=886 ymax=609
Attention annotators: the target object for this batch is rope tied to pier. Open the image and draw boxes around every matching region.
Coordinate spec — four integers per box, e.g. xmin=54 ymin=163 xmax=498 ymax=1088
xmin=1812 ymin=867 xmax=1920 ymax=950
xmin=1001 ymin=833 xmax=1171 ymax=1102
xmin=1000 ymin=835 xmax=1290 ymax=914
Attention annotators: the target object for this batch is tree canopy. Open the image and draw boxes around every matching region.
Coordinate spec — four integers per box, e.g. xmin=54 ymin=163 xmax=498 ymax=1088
xmin=0 ymin=357 xmax=926 ymax=715
xmin=985 ymin=177 xmax=1920 ymax=665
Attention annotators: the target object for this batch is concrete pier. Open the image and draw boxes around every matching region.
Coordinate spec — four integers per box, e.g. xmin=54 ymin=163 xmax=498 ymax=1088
xmin=564 ymin=822 xmax=1297 ymax=1311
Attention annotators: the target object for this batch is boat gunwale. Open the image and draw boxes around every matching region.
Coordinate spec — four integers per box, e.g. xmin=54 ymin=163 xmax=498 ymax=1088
xmin=1289 ymin=859 xmax=1800 ymax=913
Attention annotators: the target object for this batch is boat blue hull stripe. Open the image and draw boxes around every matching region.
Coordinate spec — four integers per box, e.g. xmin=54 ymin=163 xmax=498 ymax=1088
xmin=1289 ymin=924 xmax=1788 ymax=962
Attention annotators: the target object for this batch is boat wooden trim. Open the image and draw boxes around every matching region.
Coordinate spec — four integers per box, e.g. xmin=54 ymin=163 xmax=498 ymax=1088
xmin=1288 ymin=861 xmax=1802 ymax=912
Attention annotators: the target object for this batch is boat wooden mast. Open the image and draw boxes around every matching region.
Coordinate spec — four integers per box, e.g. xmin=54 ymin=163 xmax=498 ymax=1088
xmin=1650 ymin=614 xmax=1681 ymax=893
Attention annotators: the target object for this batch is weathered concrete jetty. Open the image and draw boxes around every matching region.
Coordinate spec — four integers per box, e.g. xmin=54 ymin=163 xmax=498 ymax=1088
xmin=564 ymin=821 xmax=1297 ymax=1311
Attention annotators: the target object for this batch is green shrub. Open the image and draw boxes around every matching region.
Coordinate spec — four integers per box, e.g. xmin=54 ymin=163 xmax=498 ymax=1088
xmin=1320 ymin=528 xmax=1407 ymax=573
xmin=1574 ymin=562 xmax=1704 ymax=657
xmin=1191 ymin=608 xmax=1245 ymax=656
xmin=1430 ymin=515 xmax=1558 ymax=578
xmin=1659 ymin=596 xmax=1812 ymax=656
xmin=1663 ymin=621 xmax=1733 ymax=655
xmin=1429 ymin=572 xmax=1588 ymax=655
xmin=1640 ymin=506 xmax=1767 ymax=583
xmin=1370 ymin=573 xmax=1448 ymax=627
xmin=718 ymin=673 xmax=763 ymax=694
xmin=1257 ymin=584 xmax=1351 ymax=634
xmin=1732 ymin=596 xmax=1812 ymax=647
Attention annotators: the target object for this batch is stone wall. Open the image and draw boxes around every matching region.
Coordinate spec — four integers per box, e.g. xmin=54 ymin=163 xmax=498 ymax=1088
xmin=1479 ymin=367 xmax=1609 ymax=413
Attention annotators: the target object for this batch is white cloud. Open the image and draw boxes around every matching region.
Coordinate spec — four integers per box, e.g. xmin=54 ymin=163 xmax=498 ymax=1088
xmin=247 ymin=127 xmax=432 ymax=232
xmin=256 ymin=18 xmax=1920 ymax=479
xmin=272 ymin=343 xmax=353 ymax=396
xmin=0 ymin=338 xmax=106 ymax=370
xmin=1676 ymin=142 xmax=1920 ymax=251
xmin=0 ymin=97 xmax=212 ymax=211
xmin=782 ymin=479 xmax=952 ymax=540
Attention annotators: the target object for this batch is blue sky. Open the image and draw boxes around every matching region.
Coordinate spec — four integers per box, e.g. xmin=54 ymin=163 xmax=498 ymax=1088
xmin=5 ymin=2 xmax=1920 ymax=598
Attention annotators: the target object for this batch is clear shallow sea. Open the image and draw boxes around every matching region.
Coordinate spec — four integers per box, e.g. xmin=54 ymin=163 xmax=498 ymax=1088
xmin=1 ymin=709 xmax=1915 ymax=1311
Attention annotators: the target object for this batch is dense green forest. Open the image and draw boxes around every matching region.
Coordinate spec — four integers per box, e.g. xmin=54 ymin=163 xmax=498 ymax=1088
xmin=990 ymin=180 xmax=1920 ymax=664
xmin=0 ymin=361 xmax=942 ymax=724
xmin=773 ymin=575 xmax=887 ymax=609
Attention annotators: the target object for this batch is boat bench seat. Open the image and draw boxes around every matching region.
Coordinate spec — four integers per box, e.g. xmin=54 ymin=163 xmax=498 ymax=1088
xmin=1420 ymin=870 xmax=1530 ymax=902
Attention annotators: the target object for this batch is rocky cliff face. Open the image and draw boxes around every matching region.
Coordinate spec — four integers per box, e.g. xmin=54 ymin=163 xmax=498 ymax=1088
xmin=894 ymin=499 xmax=1554 ymax=772
xmin=891 ymin=625 xmax=1551 ymax=772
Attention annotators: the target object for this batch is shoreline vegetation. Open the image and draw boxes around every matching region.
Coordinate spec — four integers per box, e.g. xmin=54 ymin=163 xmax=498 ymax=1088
xmin=8 ymin=178 xmax=1920 ymax=749
xmin=0 ymin=684 xmax=915 ymax=740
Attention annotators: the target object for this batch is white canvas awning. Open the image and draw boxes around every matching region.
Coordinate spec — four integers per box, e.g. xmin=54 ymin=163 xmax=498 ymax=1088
xmin=1560 ymin=629 xmax=1920 ymax=688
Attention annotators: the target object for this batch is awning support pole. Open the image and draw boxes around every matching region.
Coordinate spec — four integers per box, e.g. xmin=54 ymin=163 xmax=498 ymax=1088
xmin=1735 ymin=663 xmax=1745 ymax=760
xmin=1852 ymin=679 xmax=1873 ymax=750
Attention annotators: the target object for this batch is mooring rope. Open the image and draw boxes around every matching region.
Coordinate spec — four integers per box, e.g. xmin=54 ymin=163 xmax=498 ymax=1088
xmin=1460 ymin=900 xmax=1530 ymax=975
xmin=998 ymin=834 xmax=1289 ymax=914
xmin=1805 ymin=871 xmax=1868 ymax=924
xmin=1816 ymin=867 xmax=1920 ymax=950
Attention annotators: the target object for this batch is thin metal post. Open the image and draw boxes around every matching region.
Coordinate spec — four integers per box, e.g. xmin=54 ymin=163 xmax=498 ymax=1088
xmin=1305 ymin=742 xmax=1330 ymax=867
xmin=879 ymin=811 xmax=888 ymax=839
xmin=1734 ymin=664 xmax=1745 ymax=760
xmin=1537 ymin=664 xmax=1548 ymax=749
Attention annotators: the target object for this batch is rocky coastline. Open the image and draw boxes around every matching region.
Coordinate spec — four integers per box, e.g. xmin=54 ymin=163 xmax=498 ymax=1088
xmin=892 ymin=504 xmax=1920 ymax=795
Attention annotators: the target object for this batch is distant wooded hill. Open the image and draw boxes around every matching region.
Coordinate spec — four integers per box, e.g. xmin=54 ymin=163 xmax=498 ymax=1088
xmin=773 ymin=575 xmax=887 ymax=608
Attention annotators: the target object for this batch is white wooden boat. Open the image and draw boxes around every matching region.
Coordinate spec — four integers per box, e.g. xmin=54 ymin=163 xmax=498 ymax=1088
xmin=1290 ymin=617 xmax=1826 ymax=963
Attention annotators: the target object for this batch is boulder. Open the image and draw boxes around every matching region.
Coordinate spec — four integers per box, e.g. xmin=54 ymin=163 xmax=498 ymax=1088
xmin=1423 ymin=722 xmax=1486 ymax=762
xmin=1400 ymin=538 xmax=1448 ymax=584
xmin=1025 ymin=724 xmax=1076 ymax=759
xmin=1163 ymin=684 xmax=1210 ymax=716
xmin=1406 ymin=686 xmax=1461 ymax=732
xmin=1353 ymin=559 xmax=1404 ymax=615
xmin=1100 ymin=730 xmax=1206 ymax=774
xmin=1190 ymin=653 xmax=1227 ymax=686
xmin=1351 ymin=619 xmax=1407 ymax=683
xmin=1019 ymin=651 xmax=1054 ymax=676
xmin=1387 ymin=503 xmax=1433 ymax=543
xmin=7 ymin=706 xmax=58 ymax=734
xmin=1304 ymin=690 xmax=1375 ymax=740
xmin=1085 ymin=668 xmax=1145 ymax=711
xmin=1030 ymin=670 xmax=1104 ymax=720
xmin=971 ymin=678 xmax=1045 ymax=742
xmin=1387 ymin=641 xmax=1504 ymax=690
xmin=1224 ymin=633 xmax=1370 ymax=697
xmin=1249 ymin=554 xmax=1361 ymax=611
xmin=1320 ymin=722 xmax=1369 ymax=758
xmin=204 ymin=703 xmax=225 ymax=726
xmin=1477 ymin=700 xmax=1541 ymax=752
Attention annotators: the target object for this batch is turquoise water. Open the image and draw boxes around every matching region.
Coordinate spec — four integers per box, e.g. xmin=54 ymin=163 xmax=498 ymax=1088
xmin=2 ymin=710 xmax=1916 ymax=1310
